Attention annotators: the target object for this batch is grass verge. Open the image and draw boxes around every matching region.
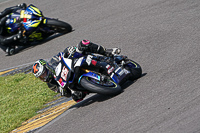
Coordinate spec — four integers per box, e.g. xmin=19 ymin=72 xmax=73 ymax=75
xmin=0 ymin=73 xmax=58 ymax=133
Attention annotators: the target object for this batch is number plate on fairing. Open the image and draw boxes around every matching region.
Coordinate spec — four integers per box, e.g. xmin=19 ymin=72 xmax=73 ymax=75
xmin=55 ymin=58 xmax=72 ymax=88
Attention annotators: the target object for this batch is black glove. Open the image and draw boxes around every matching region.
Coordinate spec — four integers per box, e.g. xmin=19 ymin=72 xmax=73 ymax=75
xmin=17 ymin=3 xmax=27 ymax=9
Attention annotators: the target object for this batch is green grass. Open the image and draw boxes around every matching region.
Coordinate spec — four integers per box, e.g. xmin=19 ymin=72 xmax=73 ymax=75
xmin=0 ymin=73 xmax=58 ymax=133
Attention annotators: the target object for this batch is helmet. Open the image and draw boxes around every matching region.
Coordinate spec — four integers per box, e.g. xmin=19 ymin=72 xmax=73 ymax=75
xmin=32 ymin=60 xmax=49 ymax=82
xmin=79 ymin=40 xmax=90 ymax=46
xmin=77 ymin=40 xmax=91 ymax=51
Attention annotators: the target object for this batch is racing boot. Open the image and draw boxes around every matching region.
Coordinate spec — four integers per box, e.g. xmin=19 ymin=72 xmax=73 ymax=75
xmin=63 ymin=88 xmax=72 ymax=98
xmin=0 ymin=32 xmax=22 ymax=55
xmin=72 ymin=91 xmax=88 ymax=102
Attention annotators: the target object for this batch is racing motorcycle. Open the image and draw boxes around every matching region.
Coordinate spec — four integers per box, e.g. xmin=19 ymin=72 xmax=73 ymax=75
xmin=46 ymin=51 xmax=142 ymax=97
xmin=5 ymin=4 xmax=72 ymax=55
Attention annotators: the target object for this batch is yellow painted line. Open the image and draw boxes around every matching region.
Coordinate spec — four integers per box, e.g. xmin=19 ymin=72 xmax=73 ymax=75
xmin=0 ymin=68 xmax=18 ymax=76
xmin=11 ymin=100 xmax=77 ymax=133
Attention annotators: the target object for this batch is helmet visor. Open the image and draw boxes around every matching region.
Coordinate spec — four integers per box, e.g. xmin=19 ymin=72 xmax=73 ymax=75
xmin=39 ymin=70 xmax=48 ymax=82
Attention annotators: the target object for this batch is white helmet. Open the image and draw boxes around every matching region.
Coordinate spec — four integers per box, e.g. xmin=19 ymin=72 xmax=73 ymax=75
xmin=32 ymin=59 xmax=49 ymax=81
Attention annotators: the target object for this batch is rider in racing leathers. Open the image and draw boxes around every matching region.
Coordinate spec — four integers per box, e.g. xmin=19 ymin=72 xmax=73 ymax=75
xmin=32 ymin=40 xmax=121 ymax=102
xmin=0 ymin=3 xmax=27 ymax=55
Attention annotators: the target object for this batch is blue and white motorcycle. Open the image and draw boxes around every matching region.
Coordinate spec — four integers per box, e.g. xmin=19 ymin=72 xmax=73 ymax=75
xmin=48 ymin=51 xmax=142 ymax=96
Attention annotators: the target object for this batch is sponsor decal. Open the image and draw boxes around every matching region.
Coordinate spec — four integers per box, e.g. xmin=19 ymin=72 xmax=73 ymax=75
xmin=86 ymin=55 xmax=93 ymax=65
xmin=110 ymin=73 xmax=114 ymax=78
xmin=118 ymin=69 xmax=130 ymax=76
xmin=29 ymin=31 xmax=43 ymax=40
xmin=23 ymin=18 xmax=27 ymax=22
xmin=58 ymin=78 xmax=65 ymax=86
xmin=55 ymin=63 xmax=62 ymax=76
xmin=33 ymin=63 xmax=38 ymax=73
xmin=106 ymin=65 xmax=111 ymax=69
xmin=118 ymin=70 xmax=124 ymax=76
xmin=39 ymin=60 xmax=46 ymax=65
xmin=59 ymin=78 xmax=62 ymax=83
xmin=59 ymin=56 xmax=61 ymax=60
xmin=74 ymin=57 xmax=84 ymax=67
xmin=61 ymin=66 xmax=69 ymax=81
xmin=108 ymin=67 xmax=114 ymax=74
xmin=61 ymin=82 xmax=65 ymax=86
xmin=91 ymin=60 xmax=97 ymax=66
xmin=106 ymin=65 xmax=114 ymax=74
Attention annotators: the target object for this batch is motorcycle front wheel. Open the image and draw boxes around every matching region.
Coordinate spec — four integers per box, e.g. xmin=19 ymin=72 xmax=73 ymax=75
xmin=124 ymin=59 xmax=142 ymax=81
xmin=46 ymin=19 xmax=72 ymax=33
xmin=80 ymin=76 xmax=122 ymax=95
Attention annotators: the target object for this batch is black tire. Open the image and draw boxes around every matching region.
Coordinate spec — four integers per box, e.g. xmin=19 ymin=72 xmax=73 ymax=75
xmin=6 ymin=46 xmax=15 ymax=56
xmin=46 ymin=19 xmax=72 ymax=33
xmin=80 ymin=76 xmax=122 ymax=95
xmin=124 ymin=60 xmax=142 ymax=81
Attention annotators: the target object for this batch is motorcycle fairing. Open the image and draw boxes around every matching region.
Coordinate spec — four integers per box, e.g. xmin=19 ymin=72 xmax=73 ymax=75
xmin=124 ymin=61 xmax=138 ymax=68
xmin=54 ymin=52 xmax=73 ymax=88
xmin=21 ymin=8 xmax=42 ymax=32
xmin=20 ymin=10 xmax=31 ymax=19
xmin=110 ymin=67 xmax=130 ymax=84
xmin=73 ymin=52 xmax=83 ymax=58
xmin=63 ymin=58 xmax=73 ymax=70
xmin=74 ymin=57 xmax=84 ymax=68
xmin=6 ymin=5 xmax=43 ymax=34
xmin=25 ymin=4 xmax=43 ymax=17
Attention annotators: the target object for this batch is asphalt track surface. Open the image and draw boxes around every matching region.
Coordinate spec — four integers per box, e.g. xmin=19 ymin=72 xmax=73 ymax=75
xmin=1 ymin=0 xmax=200 ymax=133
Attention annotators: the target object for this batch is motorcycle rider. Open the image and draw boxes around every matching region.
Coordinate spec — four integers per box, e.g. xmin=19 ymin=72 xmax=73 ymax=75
xmin=0 ymin=3 xmax=27 ymax=55
xmin=32 ymin=40 xmax=121 ymax=102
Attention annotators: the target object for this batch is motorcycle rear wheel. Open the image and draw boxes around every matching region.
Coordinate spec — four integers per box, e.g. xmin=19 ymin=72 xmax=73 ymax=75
xmin=80 ymin=76 xmax=122 ymax=95
xmin=46 ymin=19 xmax=72 ymax=33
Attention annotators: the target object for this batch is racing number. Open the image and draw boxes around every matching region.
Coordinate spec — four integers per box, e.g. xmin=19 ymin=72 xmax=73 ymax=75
xmin=61 ymin=66 xmax=69 ymax=81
